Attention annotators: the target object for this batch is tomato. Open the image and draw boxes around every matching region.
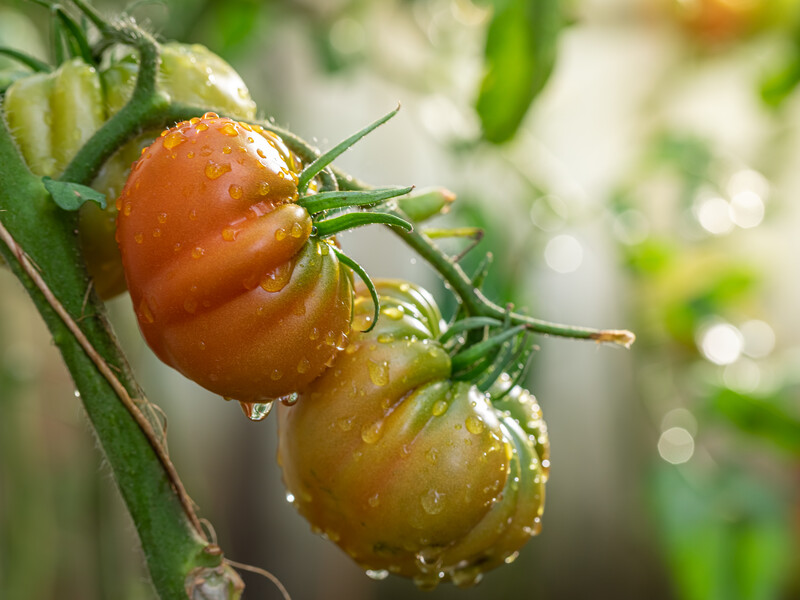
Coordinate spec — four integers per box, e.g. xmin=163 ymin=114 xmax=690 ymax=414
xmin=3 ymin=43 xmax=258 ymax=298
xmin=277 ymin=280 xmax=549 ymax=589
xmin=116 ymin=113 xmax=353 ymax=403
xmin=670 ymin=0 xmax=800 ymax=43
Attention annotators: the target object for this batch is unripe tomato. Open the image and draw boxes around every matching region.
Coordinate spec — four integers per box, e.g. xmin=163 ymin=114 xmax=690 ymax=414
xmin=277 ymin=281 xmax=548 ymax=588
xmin=116 ymin=113 xmax=353 ymax=403
xmin=3 ymin=43 xmax=258 ymax=298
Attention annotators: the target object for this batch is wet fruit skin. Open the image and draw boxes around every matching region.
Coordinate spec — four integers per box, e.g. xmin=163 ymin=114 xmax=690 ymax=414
xmin=277 ymin=280 xmax=549 ymax=589
xmin=3 ymin=43 xmax=258 ymax=298
xmin=116 ymin=113 xmax=353 ymax=403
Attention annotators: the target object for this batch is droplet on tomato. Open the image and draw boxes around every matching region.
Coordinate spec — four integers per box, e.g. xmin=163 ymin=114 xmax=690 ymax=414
xmin=290 ymin=222 xmax=304 ymax=238
xmin=204 ymin=160 xmax=231 ymax=180
xmin=465 ymin=415 xmax=485 ymax=435
xmin=138 ymin=299 xmax=155 ymax=324
xmin=221 ymin=227 xmax=238 ymax=241
xmin=162 ymin=130 xmax=187 ymax=150
xmin=361 ymin=419 xmax=383 ymax=444
xmin=239 ymin=400 xmax=274 ymax=421
xmin=275 ymin=228 xmax=287 ymax=241
xmin=228 ymin=184 xmax=243 ymax=200
xmin=260 ymin=262 xmax=292 ymax=292
xmin=257 ymin=181 xmax=270 ymax=196
xmin=367 ymin=359 xmax=389 ymax=386
xmin=297 ymin=357 xmax=311 ymax=374
xmin=219 ymin=122 xmax=238 ymax=137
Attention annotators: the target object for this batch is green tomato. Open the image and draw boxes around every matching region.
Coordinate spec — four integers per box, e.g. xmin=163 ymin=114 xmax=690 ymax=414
xmin=277 ymin=280 xmax=549 ymax=589
xmin=3 ymin=43 xmax=258 ymax=298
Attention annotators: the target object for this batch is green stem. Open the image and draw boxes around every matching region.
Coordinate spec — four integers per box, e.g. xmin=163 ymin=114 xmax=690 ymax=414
xmin=0 ymin=116 xmax=222 ymax=598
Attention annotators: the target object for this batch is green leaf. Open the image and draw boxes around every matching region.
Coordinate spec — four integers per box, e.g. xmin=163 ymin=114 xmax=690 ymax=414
xmin=42 ymin=177 xmax=106 ymax=211
xmin=313 ymin=211 xmax=412 ymax=238
xmin=476 ymin=0 xmax=561 ymax=144
xmin=712 ymin=388 xmax=800 ymax=456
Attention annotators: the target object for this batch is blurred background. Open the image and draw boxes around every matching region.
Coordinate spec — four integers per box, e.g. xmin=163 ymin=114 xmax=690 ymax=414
xmin=1 ymin=0 xmax=799 ymax=598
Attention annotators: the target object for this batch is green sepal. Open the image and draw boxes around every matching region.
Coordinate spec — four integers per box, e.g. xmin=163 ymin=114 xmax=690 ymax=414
xmin=331 ymin=246 xmax=380 ymax=333
xmin=42 ymin=176 xmax=106 ymax=211
xmin=439 ymin=316 xmax=503 ymax=345
xmin=0 ymin=47 xmax=51 ymax=73
xmin=53 ymin=5 xmax=94 ymax=66
xmin=298 ymin=105 xmax=400 ymax=193
xmin=492 ymin=336 xmax=537 ymax=401
xmin=298 ymin=186 xmax=413 ymax=215
xmin=396 ymin=187 xmax=455 ymax=222
xmin=451 ymin=324 xmax=526 ymax=372
xmin=314 ymin=211 xmax=412 ymax=238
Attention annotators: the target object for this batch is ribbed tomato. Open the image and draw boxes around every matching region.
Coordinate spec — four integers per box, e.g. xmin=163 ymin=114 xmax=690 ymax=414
xmin=116 ymin=113 xmax=353 ymax=403
xmin=277 ymin=280 xmax=549 ymax=589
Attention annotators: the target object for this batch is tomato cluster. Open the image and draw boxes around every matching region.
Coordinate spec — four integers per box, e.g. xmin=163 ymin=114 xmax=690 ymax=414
xmin=3 ymin=43 xmax=257 ymax=298
xmin=277 ymin=281 xmax=549 ymax=588
xmin=116 ymin=113 xmax=353 ymax=403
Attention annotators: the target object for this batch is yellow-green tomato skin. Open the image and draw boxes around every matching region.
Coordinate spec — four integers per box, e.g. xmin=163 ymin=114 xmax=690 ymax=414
xmin=277 ymin=281 xmax=549 ymax=588
xmin=3 ymin=44 xmax=259 ymax=299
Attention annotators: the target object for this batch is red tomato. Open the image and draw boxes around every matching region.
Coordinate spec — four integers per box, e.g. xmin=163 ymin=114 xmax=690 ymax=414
xmin=116 ymin=112 xmax=353 ymax=403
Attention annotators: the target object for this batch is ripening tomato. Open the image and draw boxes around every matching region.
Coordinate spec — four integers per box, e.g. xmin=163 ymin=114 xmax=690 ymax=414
xmin=277 ymin=280 xmax=549 ymax=589
xmin=116 ymin=113 xmax=353 ymax=403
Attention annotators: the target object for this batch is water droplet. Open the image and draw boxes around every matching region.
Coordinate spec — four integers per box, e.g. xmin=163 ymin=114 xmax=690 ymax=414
xmin=381 ymin=306 xmax=404 ymax=320
xmin=367 ymin=359 xmax=390 ymax=386
xmin=432 ymin=400 xmax=448 ymax=416
xmin=280 ymin=392 xmax=299 ymax=406
xmin=361 ymin=420 xmax=383 ymax=444
xmin=162 ymin=130 xmax=187 ymax=150
xmin=324 ymin=331 xmax=336 ymax=346
xmin=412 ymin=574 xmax=441 ymax=591
xmin=199 ymin=144 xmax=212 ymax=156
xmin=451 ymin=566 xmax=483 ymax=588
xmin=425 ymin=447 xmax=438 ymax=464
xmin=220 ymin=122 xmax=239 ymax=137
xmin=222 ymin=227 xmax=238 ymax=241
xmin=309 ymin=327 xmax=320 ymax=341
xmin=229 ymin=184 xmax=243 ymax=200
xmin=275 ymin=228 xmax=287 ymax=241
xmin=134 ymin=233 xmax=144 ymax=244
xmin=184 ymin=298 xmax=198 ymax=314
xmin=222 ymin=145 xmax=232 ymax=154
xmin=270 ymin=369 xmax=283 ymax=381
xmin=290 ymin=222 xmax=304 ymax=238
xmin=368 ymin=493 xmax=380 ymax=507
xmin=377 ymin=333 xmax=394 ymax=344
xmin=239 ymin=400 xmax=274 ymax=421
xmin=138 ymin=299 xmax=155 ymax=324
xmin=123 ymin=202 xmax=132 ymax=216
xmin=196 ymin=122 xmax=209 ymax=132
xmin=260 ymin=263 xmax=292 ymax=292
xmin=257 ymin=181 xmax=270 ymax=196
xmin=191 ymin=247 xmax=205 ymax=259
xmin=297 ymin=357 xmax=311 ymax=374
xmin=337 ymin=416 xmax=354 ymax=431
xmin=324 ymin=528 xmax=340 ymax=542
xmin=504 ymin=551 xmax=520 ymax=564
xmin=365 ymin=569 xmax=389 ymax=581
xmin=285 ymin=491 xmax=296 ymax=504
xmin=73 ymin=389 xmax=81 ymax=398
xmin=257 ymin=148 xmax=266 ymax=159
xmin=421 ymin=489 xmax=445 ymax=515
xmin=204 ymin=160 xmax=231 ymax=180
xmin=152 ymin=228 xmax=162 ymax=238
xmin=465 ymin=415 xmax=485 ymax=435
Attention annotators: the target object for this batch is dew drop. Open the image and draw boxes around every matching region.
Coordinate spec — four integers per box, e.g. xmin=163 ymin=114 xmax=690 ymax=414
xmin=285 ymin=491 xmax=295 ymax=504
xmin=421 ymin=488 xmax=445 ymax=515
xmin=239 ymin=400 xmax=274 ymax=421
xmin=187 ymin=151 xmax=195 ymax=159
xmin=361 ymin=420 xmax=383 ymax=444
xmin=191 ymin=247 xmax=205 ymax=259
xmin=260 ymin=263 xmax=292 ymax=292
xmin=205 ymin=160 xmax=231 ymax=180
xmin=337 ymin=416 xmax=354 ymax=431
xmin=290 ymin=222 xmax=304 ymax=238
xmin=377 ymin=333 xmax=394 ymax=344
xmin=222 ymin=145 xmax=232 ymax=154
xmin=183 ymin=298 xmax=198 ymax=314
xmin=297 ymin=358 xmax=311 ymax=374
xmin=152 ymin=228 xmax=161 ymax=238
xmin=381 ymin=306 xmax=404 ymax=320
xmin=162 ymin=130 xmax=187 ymax=150
xmin=425 ymin=447 xmax=438 ymax=464
xmin=196 ymin=122 xmax=209 ymax=132
xmin=157 ymin=212 xmax=167 ymax=224
xmin=309 ymin=328 xmax=320 ymax=341
xmin=123 ymin=202 xmax=132 ymax=216
xmin=229 ymin=184 xmax=243 ymax=200
xmin=220 ymin=122 xmax=239 ymax=137
xmin=134 ymin=233 xmax=144 ymax=244
xmin=367 ymin=359 xmax=390 ymax=386
xmin=280 ymin=392 xmax=299 ymax=406
xmin=199 ymin=144 xmax=212 ymax=155
xmin=465 ymin=415 xmax=485 ymax=435
xmin=189 ymin=209 xmax=198 ymax=220
xmin=270 ymin=369 xmax=283 ymax=381
xmin=275 ymin=228 xmax=287 ymax=241
xmin=365 ymin=569 xmax=389 ymax=581
xmin=504 ymin=551 xmax=520 ymax=564
xmin=257 ymin=181 xmax=270 ymax=196
xmin=432 ymin=400 xmax=448 ymax=416
xmin=368 ymin=493 xmax=380 ymax=507
xmin=451 ymin=566 xmax=483 ymax=589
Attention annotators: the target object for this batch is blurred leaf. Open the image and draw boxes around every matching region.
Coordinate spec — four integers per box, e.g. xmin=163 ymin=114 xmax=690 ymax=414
xmin=624 ymin=238 xmax=677 ymax=275
xmin=760 ymin=55 xmax=800 ymax=109
xmin=650 ymin=464 xmax=795 ymax=600
xmin=475 ymin=0 xmax=561 ymax=144
xmin=712 ymin=388 xmax=800 ymax=456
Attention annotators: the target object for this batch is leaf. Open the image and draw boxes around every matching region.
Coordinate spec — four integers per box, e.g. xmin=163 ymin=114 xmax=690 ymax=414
xmin=711 ymin=388 xmax=800 ymax=456
xmin=43 ymin=177 xmax=106 ymax=211
xmin=475 ymin=0 xmax=561 ymax=144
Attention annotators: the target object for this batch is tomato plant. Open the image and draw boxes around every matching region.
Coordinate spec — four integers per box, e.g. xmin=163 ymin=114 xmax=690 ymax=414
xmin=116 ymin=112 xmax=354 ymax=404
xmin=277 ymin=280 xmax=549 ymax=589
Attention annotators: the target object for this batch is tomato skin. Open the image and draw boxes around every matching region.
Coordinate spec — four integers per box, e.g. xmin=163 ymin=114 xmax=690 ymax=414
xmin=277 ymin=281 xmax=548 ymax=587
xmin=3 ymin=43 xmax=258 ymax=299
xmin=117 ymin=113 xmax=353 ymax=402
